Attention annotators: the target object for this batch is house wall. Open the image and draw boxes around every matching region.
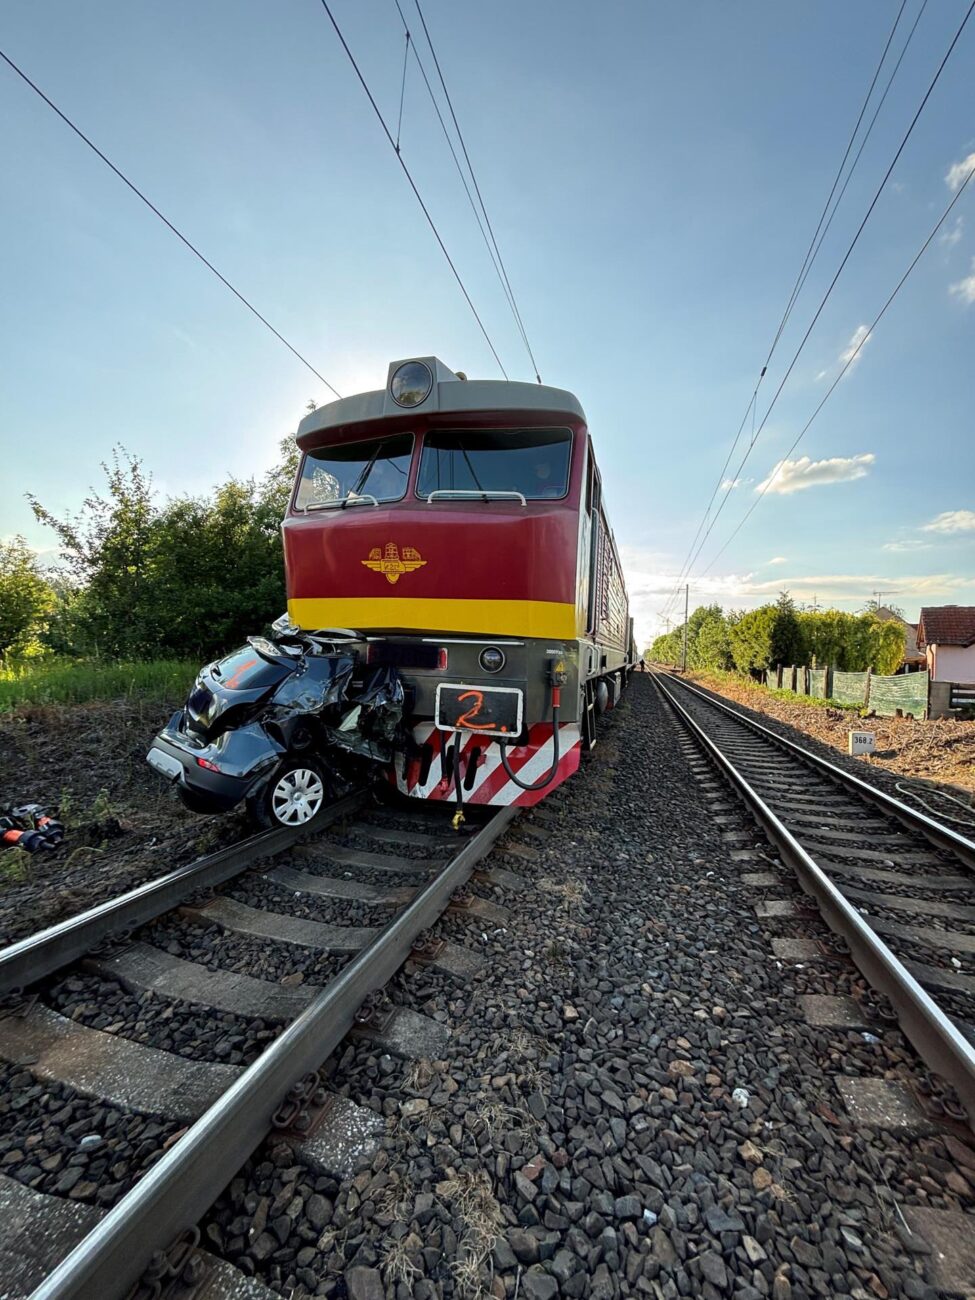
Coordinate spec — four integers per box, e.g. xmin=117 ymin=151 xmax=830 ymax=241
xmin=928 ymin=642 xmax=975 ymax=682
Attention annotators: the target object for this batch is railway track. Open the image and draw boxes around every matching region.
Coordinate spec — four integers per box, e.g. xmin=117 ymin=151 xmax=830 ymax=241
xmin=653 ymin=670 xmax=975 ymax=1131
xmin=0 ymin=792 xmax=518 ymax=1299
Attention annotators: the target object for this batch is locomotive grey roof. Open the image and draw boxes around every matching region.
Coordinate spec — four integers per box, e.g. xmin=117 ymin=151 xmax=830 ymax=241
xmin=297 ymin=356 xmax=586 ymax=442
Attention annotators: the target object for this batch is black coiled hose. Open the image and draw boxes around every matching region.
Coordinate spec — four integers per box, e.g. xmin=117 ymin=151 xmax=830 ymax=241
xmin=498 ymin=704 xmax=561 ymax=792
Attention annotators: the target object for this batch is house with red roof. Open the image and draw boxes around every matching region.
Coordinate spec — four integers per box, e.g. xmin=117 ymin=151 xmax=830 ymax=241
xmin=916 ymin=606 xmax=975 ymax=682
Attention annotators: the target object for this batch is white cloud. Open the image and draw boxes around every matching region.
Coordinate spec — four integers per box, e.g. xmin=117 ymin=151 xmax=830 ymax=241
xmin=882 ymin=539 xmax=931 ymax=553
xmin=765 ymin=556 xmax=788 ymax=565
xmin=755 ymin=452 xmax=875 ymax=496
xmin=817 ymin=325 xmax=870 ymax=381
xmin=839 ymin=324 xmax=870 ymax=372
xmin=721 ymin=477 xmax=740 ymax=491
xmin=921 ymin=509 xmax=975 ymax=534
xmin=940 ymin=215 xmax=964 ymax=248
xmin=946 ymin=152 xmax=975 ymax=192
xmin=949 ymin=258 xmax=975 ymax=305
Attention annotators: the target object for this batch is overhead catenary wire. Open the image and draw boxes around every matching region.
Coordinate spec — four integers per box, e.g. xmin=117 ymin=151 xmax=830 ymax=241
xmin=391 ymin=0 xmax=539 ymax=380
xmin=786 ymin=0 xmax=931 ymax=328
xmin=410 ymin=0 xmax=543 ymax=384
xmin=659 ymin=0 xmax=931 ymax=623
xmin=394 ymin=29 xmax=410 ymax=153
xmin=660 ymin=0 xmax=911 ymax=619
xmin=319 ymin=0 xmax=509 ymax=379
xmin=697 ymin=157 xmax=975 ymax=578
xmin=0 ymin=48 xmax=342 ymax=400
xmin=764 ymin=0 xmax=912 ymax=365
xmin=669 ymin=0 xmax=975 ymax=601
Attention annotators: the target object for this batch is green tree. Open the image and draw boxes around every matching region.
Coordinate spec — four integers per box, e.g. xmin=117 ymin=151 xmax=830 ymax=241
xmin=797 ymin=609 xmax=905 ymax=673
xmin=39 ymin=577 xmax=93 ymax=657
xmin=29 ymin=440 xmax=301 ymax=662
xmin=28 ymin=448 xmax=158 ymax=658
xmin=148 ymin=477 xmax=287 ymax=656
xmin=648 ymin=628 xmax=682 ymax=664
xmin=770 ymin=592 xmax=805 ymax=666
xmin=259 ymin=435 xmax=301 ymax=519
xmin=0 ymin=536 xmax=54 ymax=660
xmin=728 ymin=605 xmax=777 ymax=673
xmin=726 ymin=596 xmax=805 ymax=674
xmin=689 ymin=604 xmax=732 ymax=670
xmin=862 ymin=614 xmax=905 ymax=675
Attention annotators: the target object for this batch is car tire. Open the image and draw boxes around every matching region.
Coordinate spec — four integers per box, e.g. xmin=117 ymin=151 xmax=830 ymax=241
xmin=247 ymin=756 xmax=330 ymax=829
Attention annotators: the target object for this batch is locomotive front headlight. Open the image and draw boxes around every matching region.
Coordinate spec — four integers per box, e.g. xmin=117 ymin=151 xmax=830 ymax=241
xmin=390 ymin=360 xmax=433 ymax=407
xmin=479 ymin=647 xmax=505 ymax=674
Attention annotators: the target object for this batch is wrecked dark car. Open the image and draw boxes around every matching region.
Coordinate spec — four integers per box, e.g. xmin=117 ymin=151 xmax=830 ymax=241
xmin=146 ymin=628 xmax=404 ymax=827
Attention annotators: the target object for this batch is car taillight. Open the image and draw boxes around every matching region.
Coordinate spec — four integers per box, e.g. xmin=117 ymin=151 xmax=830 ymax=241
xmin=197 ymin=757 xmax=221 ymax=772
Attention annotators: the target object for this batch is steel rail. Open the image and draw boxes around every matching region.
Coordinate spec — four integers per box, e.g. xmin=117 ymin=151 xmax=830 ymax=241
xmin=31 ymin=805 xmax=517 ymax=1300
xmin=652 ymin=672 xmax=975 ymax=1128
xmin=659 ymin=673 xmax=975 ymax=871
xmin=0 ymin=789 xmax=369 ymax=997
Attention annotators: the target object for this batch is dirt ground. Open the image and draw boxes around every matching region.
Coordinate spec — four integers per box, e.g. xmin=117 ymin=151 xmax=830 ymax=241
xmin=0 ymin=695 xmax=245 ymax=943
xmin=685 ymin=669 xmax=975 ymax=807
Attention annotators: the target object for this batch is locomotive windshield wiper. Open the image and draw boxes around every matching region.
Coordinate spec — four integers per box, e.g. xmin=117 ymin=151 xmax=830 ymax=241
xmin=342 ymin=438 xmax=388 ymax=507
xmin=460 ymin=446 xmax=488 ymax=500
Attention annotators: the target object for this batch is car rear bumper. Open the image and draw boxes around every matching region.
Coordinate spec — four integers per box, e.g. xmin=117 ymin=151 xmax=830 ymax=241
xmin=146 ymin=711 xmax=281 ymax=812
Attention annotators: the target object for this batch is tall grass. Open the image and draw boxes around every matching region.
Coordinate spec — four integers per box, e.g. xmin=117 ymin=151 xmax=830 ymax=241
xmin=0 ymin=658 xmax=197 ymax=711
xmin=765 ymin=686 xmax=862 ymax=712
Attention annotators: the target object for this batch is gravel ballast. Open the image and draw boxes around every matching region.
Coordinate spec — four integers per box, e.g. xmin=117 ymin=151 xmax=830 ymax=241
xmin=201 ymin=676 xmax=974 ymax=1298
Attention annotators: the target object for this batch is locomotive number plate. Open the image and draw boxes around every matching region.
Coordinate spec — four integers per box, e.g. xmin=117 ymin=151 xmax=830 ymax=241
xmin=435 ymin=683 xmax=523 ymax=736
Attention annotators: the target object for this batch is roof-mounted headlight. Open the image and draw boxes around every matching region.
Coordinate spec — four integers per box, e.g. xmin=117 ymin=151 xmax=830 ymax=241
xmin=390 ymin=360 xmax=433 ymax=408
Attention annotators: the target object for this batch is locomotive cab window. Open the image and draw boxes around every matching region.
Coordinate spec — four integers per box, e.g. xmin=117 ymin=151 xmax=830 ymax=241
xmin=294 ymin=434 xmax=414 ymax=510
xmin=416 ymin=427 xmax=572 ymax=501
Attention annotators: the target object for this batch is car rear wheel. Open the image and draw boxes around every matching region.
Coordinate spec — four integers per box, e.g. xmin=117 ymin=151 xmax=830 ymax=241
xmin=248 ymin=757 xmax=329 ymax=829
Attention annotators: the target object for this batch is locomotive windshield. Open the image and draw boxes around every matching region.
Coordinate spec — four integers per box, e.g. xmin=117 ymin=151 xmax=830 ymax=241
xmin=416 ymin=427 xmax=571 ymax=500
xmin=295 ymin=434 xmax=413 ymax=509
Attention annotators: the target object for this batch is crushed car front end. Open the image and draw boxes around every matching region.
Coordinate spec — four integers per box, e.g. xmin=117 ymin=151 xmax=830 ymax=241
xmin=146 ymin=630 xmax=406 ymax=825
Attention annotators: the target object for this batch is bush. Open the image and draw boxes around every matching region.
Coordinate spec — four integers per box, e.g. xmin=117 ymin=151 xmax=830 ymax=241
xmin=0 ymin=537 xmax=54 ymax=661
xmin=29 ymin=442 xmax=296 ymax=662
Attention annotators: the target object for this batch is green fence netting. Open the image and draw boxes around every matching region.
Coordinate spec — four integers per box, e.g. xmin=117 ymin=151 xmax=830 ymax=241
xmin=808 ymin=668 xmax=827 ymax=698
xmin=831 ymin=671 xmax=869 ymax=706
xmin=869 ymin=671 xmax=928 ymax=718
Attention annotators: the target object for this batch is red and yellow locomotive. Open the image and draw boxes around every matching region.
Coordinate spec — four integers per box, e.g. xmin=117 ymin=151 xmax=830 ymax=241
xmin=148 ymin=357 xmax=633 ymax=824
xmin=284 ymin=356 xmax=633 ymax=808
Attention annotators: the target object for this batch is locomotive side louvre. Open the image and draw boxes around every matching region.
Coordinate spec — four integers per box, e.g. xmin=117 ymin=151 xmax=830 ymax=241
xmin=282 ymin=357 xmax=634 ymax=807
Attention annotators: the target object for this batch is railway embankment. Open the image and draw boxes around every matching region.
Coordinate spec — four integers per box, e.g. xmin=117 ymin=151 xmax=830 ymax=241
xmin=686 ymin=670 xmax=975 ymax=801
xmin=0 ymin=695 xmax=247 ymax=942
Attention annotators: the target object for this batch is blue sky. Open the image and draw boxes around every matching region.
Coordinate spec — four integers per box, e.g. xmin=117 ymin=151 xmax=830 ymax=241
xmin=2 ymin=1 xmax=973 ymax=646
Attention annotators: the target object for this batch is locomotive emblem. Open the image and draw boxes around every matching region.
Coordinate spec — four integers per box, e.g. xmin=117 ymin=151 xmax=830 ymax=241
xmin=361 ymin=542 xmax=427 ymax=585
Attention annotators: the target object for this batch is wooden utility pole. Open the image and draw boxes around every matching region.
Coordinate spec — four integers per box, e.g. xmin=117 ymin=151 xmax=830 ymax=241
xmin=680 ymin=584 xmax=689 ymax=671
